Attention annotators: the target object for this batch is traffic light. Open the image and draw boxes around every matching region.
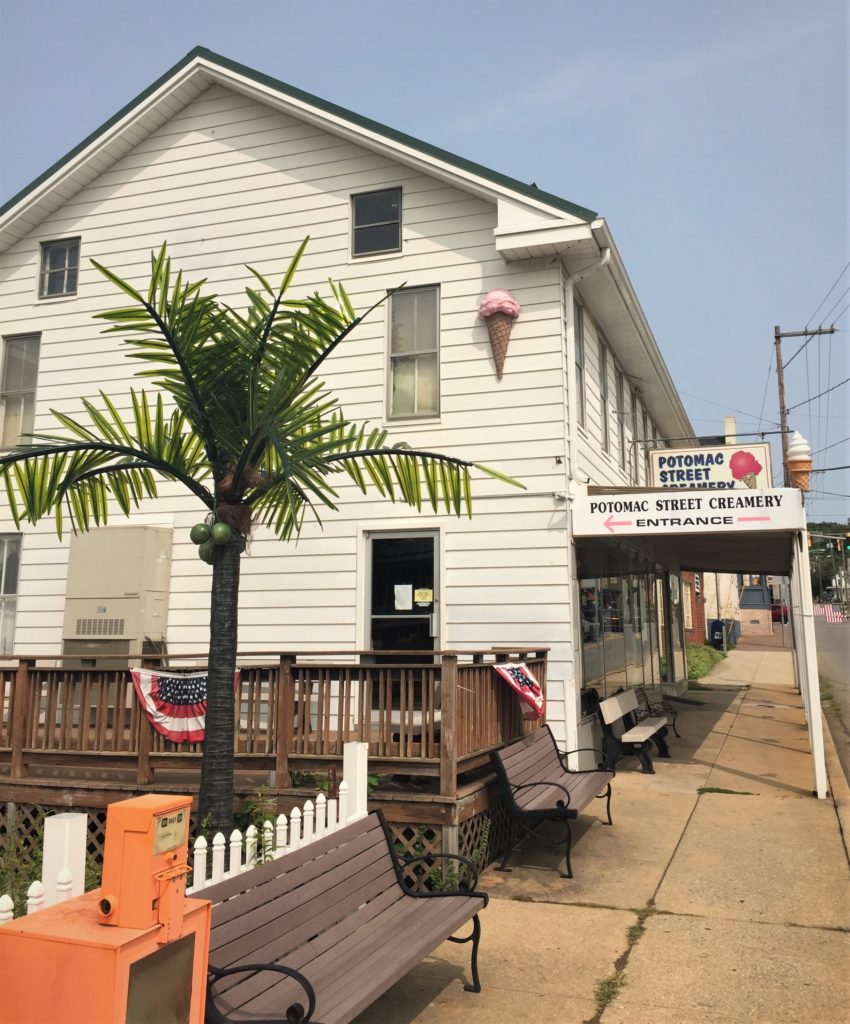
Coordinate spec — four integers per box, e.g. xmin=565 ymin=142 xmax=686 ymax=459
xmin=845 ymin=532 xmax=850 ymax=553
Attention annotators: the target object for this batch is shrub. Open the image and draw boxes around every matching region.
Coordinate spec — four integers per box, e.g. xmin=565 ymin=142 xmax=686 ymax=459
xmin=686 ymin=643 xmax=726 ymax=680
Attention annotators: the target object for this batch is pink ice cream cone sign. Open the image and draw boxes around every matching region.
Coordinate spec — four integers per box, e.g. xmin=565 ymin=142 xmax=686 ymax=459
xmin=478 ymin=289 xmax=520 ymax=379
xmin=728 ymin=450 xmax=763 ymax=489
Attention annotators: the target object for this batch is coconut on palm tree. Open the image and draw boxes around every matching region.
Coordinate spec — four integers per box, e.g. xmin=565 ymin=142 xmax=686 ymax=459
xmin=0 ymin=240 xmax=520 ymax=832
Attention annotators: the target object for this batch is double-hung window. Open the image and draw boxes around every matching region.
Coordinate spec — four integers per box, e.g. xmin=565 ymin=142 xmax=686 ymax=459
xmin=574 ymin=301 xmax=585 ymax=428
xmin=0 ymin=535 xmax=20 ymax=654
xmin=617 ymin=371 xmax=626 ymax=470
xmin=352 ymin=188 xmax=401 ymax=257
xmin=39 ymin=238 xmax=80 ymax=298
xmin=388 ymin=286 xmax=439 ymax=418
xmin=1 ymin=335 xmax=40 ymax=447
xmin=599 ymin=339 xmax=610 ymax=453
xmin=630 ymin=390 xmax=639 ymax=484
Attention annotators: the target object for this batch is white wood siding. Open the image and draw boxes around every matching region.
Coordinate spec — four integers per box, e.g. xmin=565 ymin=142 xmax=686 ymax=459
xmin=0 ymin=83 xmax=574 ymax=734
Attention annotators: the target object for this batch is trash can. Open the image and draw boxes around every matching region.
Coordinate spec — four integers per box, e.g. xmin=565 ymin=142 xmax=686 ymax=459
xmin=710 ymin=619 xmax=724 ymax=650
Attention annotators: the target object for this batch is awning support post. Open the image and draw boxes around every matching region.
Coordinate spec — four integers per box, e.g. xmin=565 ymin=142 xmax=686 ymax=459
xmin=793 ymin=531 xmax=827 ymax=798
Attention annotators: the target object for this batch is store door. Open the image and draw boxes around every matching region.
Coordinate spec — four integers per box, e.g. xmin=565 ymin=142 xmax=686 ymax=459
xmin=368 ymin=533 xmax=438 ymax=656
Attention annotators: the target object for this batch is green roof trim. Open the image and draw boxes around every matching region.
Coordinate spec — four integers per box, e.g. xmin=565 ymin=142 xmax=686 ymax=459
xmin=1 ymin=46 xmax=597 ymax=223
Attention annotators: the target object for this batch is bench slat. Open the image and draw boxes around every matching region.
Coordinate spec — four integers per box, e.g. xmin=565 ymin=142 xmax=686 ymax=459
xmin=233 ymin=894 xmax=484 ymax=1024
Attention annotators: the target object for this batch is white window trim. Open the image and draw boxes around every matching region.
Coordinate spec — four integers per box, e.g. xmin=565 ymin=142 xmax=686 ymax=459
xmin=350 ymin=187 xmax=403 ymax=262
xmin=38 ymin=237 xmax=81 ymax=300
xmin=617 ymin=370 xmax=627 ymax=471
xmin=574 ymin=300 xmax=586 ymax=429
xmin=0 ymin=534 xmax=22 ymax=655
xmin=385 ymin=284 xmax=441 ymax=422
xmin=0 ymin=333 xmax=41 ymax=450
xmin=599 ymin=337 xmax=610 ymax=454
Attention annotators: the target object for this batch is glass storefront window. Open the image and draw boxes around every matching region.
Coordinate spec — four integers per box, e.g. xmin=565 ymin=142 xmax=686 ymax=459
xmin=578 ymin=543 xmax=678 ymax=698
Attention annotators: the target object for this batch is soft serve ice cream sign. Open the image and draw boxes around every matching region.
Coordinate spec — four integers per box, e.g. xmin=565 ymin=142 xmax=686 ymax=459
xmin=649 ymin=443 xmax=773 ymax=490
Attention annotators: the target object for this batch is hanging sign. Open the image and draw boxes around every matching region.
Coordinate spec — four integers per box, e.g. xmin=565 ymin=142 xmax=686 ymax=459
xmin=493 ymin=662 xmax=545 ymax=720
xmin=572 ymin=488 xmax=804 ymax=537
xmin=649 ymin=443 xmax=772 ymax=489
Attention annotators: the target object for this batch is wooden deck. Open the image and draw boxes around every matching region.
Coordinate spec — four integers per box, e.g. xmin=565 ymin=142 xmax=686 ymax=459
xmin=0 ymin=648 xmax=547 ymax=825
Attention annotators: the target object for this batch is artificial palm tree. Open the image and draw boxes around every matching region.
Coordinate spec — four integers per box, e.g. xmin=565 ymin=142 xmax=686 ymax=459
xmin=0 ymin=240 xmax=519 ymax=832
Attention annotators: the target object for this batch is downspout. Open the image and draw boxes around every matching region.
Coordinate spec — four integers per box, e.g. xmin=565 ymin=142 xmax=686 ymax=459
xmin=561 ymin=246 xmax=610 ymax=763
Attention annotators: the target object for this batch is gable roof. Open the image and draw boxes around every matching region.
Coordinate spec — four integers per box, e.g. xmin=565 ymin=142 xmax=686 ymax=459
xmin=0 ymin=46 xmax=596 ymax=249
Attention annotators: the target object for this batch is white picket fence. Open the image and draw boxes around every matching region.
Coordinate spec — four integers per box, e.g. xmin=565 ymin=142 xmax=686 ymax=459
xmin=0 ymin=741 xmax=369 ymax=920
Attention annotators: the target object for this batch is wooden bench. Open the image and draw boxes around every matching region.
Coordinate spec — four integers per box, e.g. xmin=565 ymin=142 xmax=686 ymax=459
xmin=634 ymin=683 xmax=680 ymax=737
xmin=203 ymin=810 xmax=487 ymax=1024
xmin=598 ymin=689 xmax=671 ymax=774
xmin=490 ymin=725 xmax=614 ymax=879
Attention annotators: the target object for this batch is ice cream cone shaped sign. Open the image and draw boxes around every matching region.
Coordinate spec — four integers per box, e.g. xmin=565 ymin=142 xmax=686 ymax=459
xmin=786 ymin=431 xmax=812 ymax=491
xmin=479 ymin=289 xmax=520 ymax=378
xmin=728 ymin=450 xmax=763 ymax=489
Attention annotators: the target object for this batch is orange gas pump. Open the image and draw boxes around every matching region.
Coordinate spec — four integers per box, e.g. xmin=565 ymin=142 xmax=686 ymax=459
xmin=0 ymin=795 xmax=211 ymax=1024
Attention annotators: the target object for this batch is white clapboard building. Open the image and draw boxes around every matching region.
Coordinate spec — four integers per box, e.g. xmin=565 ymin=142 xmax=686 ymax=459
xmin=0 ymin=47 xmax=693 ymax=753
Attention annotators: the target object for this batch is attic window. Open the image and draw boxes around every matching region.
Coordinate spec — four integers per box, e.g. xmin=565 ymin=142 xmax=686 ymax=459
xmin=39 ymin=238 xmax=80 ymax=298
xmin=351 ymin=189 xmax=401 ymax=257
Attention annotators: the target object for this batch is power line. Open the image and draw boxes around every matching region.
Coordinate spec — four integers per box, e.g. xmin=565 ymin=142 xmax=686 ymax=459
xmin=677 ymin=389 xmax=781 ymax=425
xmin=811 ymin=465 xmax=850 ymax=473
xmin=821 ymin=285 xmax=850 ymax=325
xmin=786 ymin=376 xmax=850 ymax=413
xmin=756 ymin=358 xmax=773 ymax=435
xmin=805 ymin=262 xmax=850 ymax=329
xmin=812 ymin=436 xmax=850 ymax=456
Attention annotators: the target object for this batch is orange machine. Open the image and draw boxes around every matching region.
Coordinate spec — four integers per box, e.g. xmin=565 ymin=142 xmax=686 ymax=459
xmin=0 ymin=795 xmax=211 ymax=1024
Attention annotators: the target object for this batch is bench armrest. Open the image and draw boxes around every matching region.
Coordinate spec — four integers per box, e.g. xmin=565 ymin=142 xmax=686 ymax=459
xmin=396 ymin=852 xmax=482 ymax=897
xmin=555 ymin=747 xmax=615 ymax=777
xmin=207 ymin=962 xmax=317 ymax=1024
xmin=512 ymin=779 xmax=572 ymax=808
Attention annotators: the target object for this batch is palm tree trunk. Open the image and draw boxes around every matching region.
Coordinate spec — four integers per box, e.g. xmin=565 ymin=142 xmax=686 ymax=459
xmin=198 ymin=534 xmax=243 ymax=834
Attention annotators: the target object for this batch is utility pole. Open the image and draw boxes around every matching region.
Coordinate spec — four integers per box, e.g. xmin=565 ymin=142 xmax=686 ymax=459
xmin=774 ymin=325 xmax=836 ymax=485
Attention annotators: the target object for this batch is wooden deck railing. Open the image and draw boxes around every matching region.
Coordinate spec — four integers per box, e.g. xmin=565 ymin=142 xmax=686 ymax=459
xmin=0 ymin=648 xmax=547 ymax=802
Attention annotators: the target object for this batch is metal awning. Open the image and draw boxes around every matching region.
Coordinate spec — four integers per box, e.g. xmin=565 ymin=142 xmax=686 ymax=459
xmin=571 ymin=486 xmax=827 ymax=799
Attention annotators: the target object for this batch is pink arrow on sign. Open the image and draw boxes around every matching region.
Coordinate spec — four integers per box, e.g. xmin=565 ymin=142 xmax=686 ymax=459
xmin=604 ymin=513 xmax=633 ymax=533
xmin=737 ymin=516 xmax=770 ymax=523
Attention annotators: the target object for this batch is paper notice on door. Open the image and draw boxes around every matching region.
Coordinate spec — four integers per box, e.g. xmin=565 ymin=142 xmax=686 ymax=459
xmin=394 ymin=584 xmax=413 ymax=611
xmin=414 ymin=588 xmax=433 ymax=606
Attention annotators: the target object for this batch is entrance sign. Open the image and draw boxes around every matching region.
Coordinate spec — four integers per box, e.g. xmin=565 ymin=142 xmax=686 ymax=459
xmin=572 ymin=488 xmax=804 ymax=537
xmin=649 ymin=443 xmax=772 ymax=489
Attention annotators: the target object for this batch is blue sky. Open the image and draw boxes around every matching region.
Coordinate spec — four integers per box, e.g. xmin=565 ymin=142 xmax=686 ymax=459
xmin=1 ymin=0 xmax=847 ymax=522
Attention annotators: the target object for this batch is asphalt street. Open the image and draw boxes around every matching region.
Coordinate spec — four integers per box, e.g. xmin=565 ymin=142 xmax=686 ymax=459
xmin=816 ymin=616 xmax=850 ymax=782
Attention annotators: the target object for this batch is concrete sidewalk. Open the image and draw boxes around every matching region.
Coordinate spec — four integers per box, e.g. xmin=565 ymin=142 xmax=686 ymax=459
xmin=356 ymin=649 xmax=850 ymax=1024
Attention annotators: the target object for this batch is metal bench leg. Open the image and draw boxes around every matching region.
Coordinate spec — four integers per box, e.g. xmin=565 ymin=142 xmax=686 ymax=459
xmin=496 ymin=822 xmax=519 ymax=872
xmin=635 ymin=742 xmax=655 ymax=774
xmin=596 ymin=782 xmax=613 ymax=825
xmin=669 ymin=710 xmax=681 ymax=738
xmin=560 ymin=820 xmax=573 ymax=878
xmin=654 ymin=727 xmax=671 ymax=759
xmin=448 ymin=913 xmax=483 ymax=993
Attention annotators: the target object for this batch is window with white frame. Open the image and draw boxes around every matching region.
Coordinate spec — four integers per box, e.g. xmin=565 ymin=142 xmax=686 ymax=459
xmin=388 ymin=286 xmax=439 ymax=418
xmin=0 ymin=535 xmax=21 ymax=654
xmin=39 ymin=238 xmax=80 ymax=298
xmin=351 ymin=188 xmax=401 ymax=257
xmin=630 ymin=390 xmax=638 ymax=483
xmin=599 ymin=339 xmax=610 ymax=453
xmin=683 ymin=581 xmax=693 ymax=630
xmin=617 ymin=370 xmax=626 ymax=470
xmin=1 ymin=335 xmax=40 ymax=447
xmin=574 ymin=300 xmax=585 ymax=428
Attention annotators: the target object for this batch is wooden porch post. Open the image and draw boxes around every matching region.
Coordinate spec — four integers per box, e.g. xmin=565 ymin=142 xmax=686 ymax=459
xmin=10 ymin=658 xmax=34 ymax=780
xmin=275 ymin=655 xmax=296 ymax=789
xmin=135 ymin=659 xmax=156 ymax=786
xmin=439 ymin=654 xmax=457 ymax=800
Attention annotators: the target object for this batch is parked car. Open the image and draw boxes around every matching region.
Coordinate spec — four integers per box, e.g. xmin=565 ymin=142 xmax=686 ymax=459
xmin=818 ymin=589 xmax=836 ymax=604
xmin=771 ymin=602 xmax=788 ymax=623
